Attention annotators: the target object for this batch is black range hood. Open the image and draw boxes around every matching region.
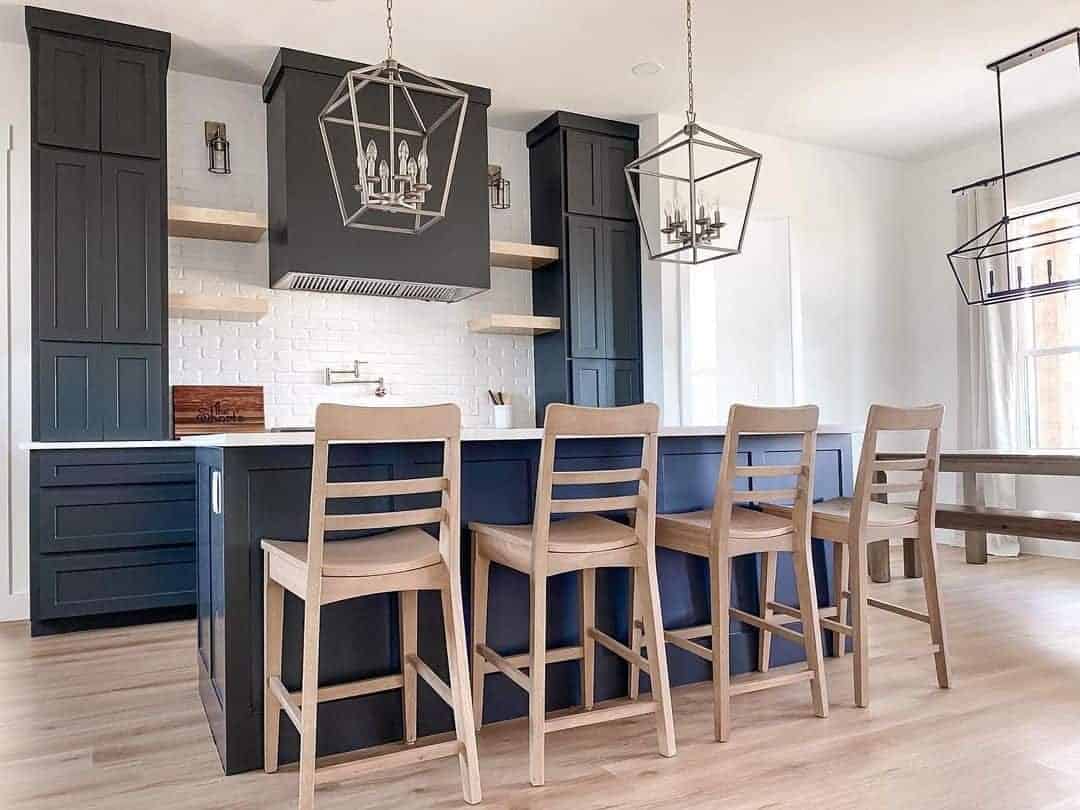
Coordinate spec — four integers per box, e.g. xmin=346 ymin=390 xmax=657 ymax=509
xmin=262 ymin=49 xmax=492 ymax=302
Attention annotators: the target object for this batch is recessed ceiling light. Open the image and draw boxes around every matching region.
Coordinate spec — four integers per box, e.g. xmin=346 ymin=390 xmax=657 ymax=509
xmin=632 ymin=60 xmax=664 ymax=77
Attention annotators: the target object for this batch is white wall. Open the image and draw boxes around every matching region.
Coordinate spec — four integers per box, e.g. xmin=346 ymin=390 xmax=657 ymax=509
xmin=0 ymin=41 xmax=31 ymax=621
xmin=167 ymin=72 xmax=537 ymax=428
xmin=901 ymin=103 xmax=1080 ymax=553
xmin=642 ymin=113 xmax=910 ymax=429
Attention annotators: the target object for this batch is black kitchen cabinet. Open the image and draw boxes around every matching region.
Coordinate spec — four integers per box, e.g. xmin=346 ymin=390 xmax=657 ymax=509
xmin=101 ymin=344 xmax=164 ymax=440
xmin=565 ymin=128 xmax=636 ymax=221
xmin=101 ymin=44 xmax=164 ymax=158
xmin=28 ymin=8 xmax=170 ymax=442
xmin=30 ymin=448 xmax=196 ymax=635
xmin=529 ymin=112 xmax=644 ymax=423
xmin=567 ymin=216 xmax=608 ymax=358
xmin=37 ymin=341 xmax=102 ymax=441
xmin=33 ymin=32 xmax=101 ymax=151
xmin=37 ymin=342 xmax=163 ymax=441
xmin=102 ymin=155 xmax=163 ymax=343
xmin=36 ymin=148 xmax=102 ymax=341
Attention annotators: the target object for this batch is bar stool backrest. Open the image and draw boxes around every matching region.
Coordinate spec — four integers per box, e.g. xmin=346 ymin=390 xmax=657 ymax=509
xmin=712 ymin=404 xmax=820 ymax=552
xmin=848 ymin=404 xmax=945 ymax=543
xmin=303 ymin=403 xmax=463 ymax=599
xmin=532 ymin=403 xmax=662 ymax=574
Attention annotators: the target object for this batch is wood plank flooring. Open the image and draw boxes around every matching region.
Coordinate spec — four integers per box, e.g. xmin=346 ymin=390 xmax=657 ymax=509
xmin=4 ymin=547 xmax=1080 ymax=809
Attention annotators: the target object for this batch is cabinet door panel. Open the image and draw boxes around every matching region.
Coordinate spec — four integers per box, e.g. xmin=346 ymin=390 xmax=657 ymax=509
xmin=565 ymin=130 xmax=603 ymax=216
xmin=102 ymin=156 xmax=162 ymax=343
xmin=571 ymin=359 xmax=608 ymax=407
xmin=35 ymin=33 xmax=100 ymax=151
xmin=604 ymin=219 xmax=641 ymax=359
xmin=38 ymin=342 xmax=102 ymax=442
xmin=101 ymin=45 xmax=162 ymax=158
xmin=101 ymin=344 xmax=164 ymax=440
xmin=37 ymin=149 xmax=102 ymax=341
xmin=611 ymin=360 xmax=642 ymax=407
xmin=567 ymin=216 xmax=608 ymax=359
xmin=600 ymin=136 xmax=637 ymax=220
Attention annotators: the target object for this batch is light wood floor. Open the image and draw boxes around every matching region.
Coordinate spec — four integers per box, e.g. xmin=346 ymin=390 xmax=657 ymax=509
xmin=4 ymin=546 xmax=1080 ymax=810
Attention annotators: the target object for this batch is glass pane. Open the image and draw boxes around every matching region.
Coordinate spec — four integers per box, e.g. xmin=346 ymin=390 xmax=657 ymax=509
xmin=1033 ymin=351 xmax=1080 ymax=449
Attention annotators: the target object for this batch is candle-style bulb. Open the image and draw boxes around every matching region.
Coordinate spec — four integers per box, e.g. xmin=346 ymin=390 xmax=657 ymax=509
xmin=378 ymin=159 xmax=390 ymax=194
xmin=417 ymin=147 xmax=429 ymax=185
xmin=365 ymin=140 xmax=378 ymax=176
xmin=397 ymin=139 xmax=410 ymax=176
xmin=407 ymin=157 xmax=418 ymax=186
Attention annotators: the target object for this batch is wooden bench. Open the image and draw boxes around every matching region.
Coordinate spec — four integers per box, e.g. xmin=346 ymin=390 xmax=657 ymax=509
xmin=935 ymin=503 xmax=1080 ymax=543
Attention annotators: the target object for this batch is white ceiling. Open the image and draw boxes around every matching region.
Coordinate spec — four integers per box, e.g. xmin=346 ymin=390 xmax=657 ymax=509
xmin=1 ymin=0 xmax=1077 ymax=160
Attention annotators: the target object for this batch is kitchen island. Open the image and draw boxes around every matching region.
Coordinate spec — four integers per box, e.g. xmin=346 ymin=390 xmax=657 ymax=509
xmin=27 ymin=424 xmax=857 ymax=774
xmin=184 ymin=425 xmax=855 ymax=774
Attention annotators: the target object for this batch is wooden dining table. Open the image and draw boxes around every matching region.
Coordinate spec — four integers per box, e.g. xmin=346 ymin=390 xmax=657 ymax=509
xmin=870 ymin=449 xmax=1080 ymax=583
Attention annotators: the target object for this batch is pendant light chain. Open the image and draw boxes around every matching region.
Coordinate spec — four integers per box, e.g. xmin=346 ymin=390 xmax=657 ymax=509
xmin=685 ymin=0 xmax=695 ymax=124
xmin=386 ymin=0 xmax=394 ymax=60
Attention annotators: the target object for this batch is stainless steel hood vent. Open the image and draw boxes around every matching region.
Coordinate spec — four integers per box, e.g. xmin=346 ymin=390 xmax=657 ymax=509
xmin=274 ymin=271 xmax=481 ymax=302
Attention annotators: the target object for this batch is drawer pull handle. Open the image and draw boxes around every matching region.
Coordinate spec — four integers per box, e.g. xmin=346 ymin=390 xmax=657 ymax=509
xmin=211 ymin=470 xmax=222 ymax=515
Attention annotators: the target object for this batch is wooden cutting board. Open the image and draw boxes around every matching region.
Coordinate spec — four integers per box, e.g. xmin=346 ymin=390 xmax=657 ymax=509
xmin=172 ymin=385 xmax=265 ymax=437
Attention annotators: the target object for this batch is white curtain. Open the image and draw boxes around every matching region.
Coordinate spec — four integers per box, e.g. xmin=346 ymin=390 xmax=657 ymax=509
xmin=957 ymin=184 xmax=1025 ymax=556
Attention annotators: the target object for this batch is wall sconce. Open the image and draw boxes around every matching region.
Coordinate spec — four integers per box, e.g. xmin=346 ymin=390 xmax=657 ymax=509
xmin=488 ymin=164 xmax=510 ymax=210
xmin=205 ymin=121 xmax=231 ymax=175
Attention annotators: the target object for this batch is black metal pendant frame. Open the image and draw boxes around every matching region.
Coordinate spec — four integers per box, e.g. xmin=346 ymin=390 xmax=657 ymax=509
xmin=949 ymin=28 xmax=1080 ymax=306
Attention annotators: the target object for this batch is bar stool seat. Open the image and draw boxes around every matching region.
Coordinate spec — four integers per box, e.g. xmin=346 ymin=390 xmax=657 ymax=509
xmin=657 ymin=507 xmax=794 ymax=542
xmin=471 ymin=514 xmax=637 ymax=568
xmin=809 ymin=497 xmax=916 ymax=529
xmin=263 ymin=530 xmax=442 ymax=577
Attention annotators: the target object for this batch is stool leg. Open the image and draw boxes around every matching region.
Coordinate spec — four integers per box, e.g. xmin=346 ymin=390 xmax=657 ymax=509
xmin=441 ymin=583 xmax=483 ymax=804
xmin=832 ymin=542 xmax=849 ymax=658
xmin=298 ymin=598 xmax=322 ymax=810
xmin=528 ymin=573 xmax=548 ymax=786
xmin=793 ymin=538 xmax=829 ymax=718
xmin=263 ymin=552 xmax=284 ymax=773
xmin=758 ymin=551 xmax=777 ymax=672
xmin=849 ymin=537 xmax=870 ymax=708
xmin=471 ymin=542 xmax=490 ymax=731
xmin=638 ymin=559 xmax=676 ymax=757
xmin=400 ymin=590 xmax=418 ymax=744
xmin=710 ymin=551 xmax=732 ymax=742
xmin=581 ymin=568 xmax=596 ymax=710
xmin=918 ymin=524 xmax=952 ymax=689
xmin=627 ymin=570 xmax=644 ymax=700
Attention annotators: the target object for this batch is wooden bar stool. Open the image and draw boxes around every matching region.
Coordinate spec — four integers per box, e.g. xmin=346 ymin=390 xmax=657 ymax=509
xmin=763 ymin=404 xmax=950 ymax=707
xmin=629 ymin=404 xmax=829 ymax=742
xmin=261 ymin=404 xmax=481 ymax=809
xmin=470 ymin=403 xmax=676 ymax=786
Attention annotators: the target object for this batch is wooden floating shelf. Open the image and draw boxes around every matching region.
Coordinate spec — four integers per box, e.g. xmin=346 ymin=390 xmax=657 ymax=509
xmin=468 ymin=314 xmax=561 ymax=336
xmin=490 ymin=240 xmax=559 ymax=270
xmin=169 ymin=293 xmax=270 ymax=322
xmin=168 ymin=204 xmax=267 ymax=243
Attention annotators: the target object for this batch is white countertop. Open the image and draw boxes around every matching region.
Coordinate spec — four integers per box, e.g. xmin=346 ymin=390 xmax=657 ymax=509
xmin=22 ymin=424 xmax=860 ymax=451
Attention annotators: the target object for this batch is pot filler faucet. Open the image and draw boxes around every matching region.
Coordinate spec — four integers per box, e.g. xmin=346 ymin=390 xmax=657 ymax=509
xmin=325 ymin=360 xmax=388 ymax=397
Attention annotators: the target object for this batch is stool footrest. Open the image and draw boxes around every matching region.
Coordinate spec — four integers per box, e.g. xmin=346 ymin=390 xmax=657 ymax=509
xmin=476 ymin=644 xmax=531 ymax=693
xmin=587 ymin=627 xmax=650 ymax=673
xmin=730 ymin=607 xmax=805 ymax=646
xmin=729 ymin=667 xmax=815 ymax=696
xmin=269 ymin=676 xmax=301 ymax=731
xmin=545 ymin=700 xmax=657 ymax=734
xmin=868 ymin=597 xmax=930 ymax=623
xmin=406 ymin=653 xmax=452 ymax=707
xmin=821 ymin=616 xmax=853 ymax=636
xmin=663 ymin=630 xmax=713 ymax=662
xmin=314 ymin=737 xmax=464 ymax=787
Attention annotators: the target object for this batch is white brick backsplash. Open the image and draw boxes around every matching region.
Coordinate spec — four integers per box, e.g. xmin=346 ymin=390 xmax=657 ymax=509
xmin=167 ymin=71 xmax=536 ymax=428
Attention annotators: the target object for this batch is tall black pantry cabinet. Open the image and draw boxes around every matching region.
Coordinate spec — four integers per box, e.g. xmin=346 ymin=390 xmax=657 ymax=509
xmin=528 ymin=113 xmax=644 ymax=422
xmin=27 ymin=7 xmax=170 ymax=441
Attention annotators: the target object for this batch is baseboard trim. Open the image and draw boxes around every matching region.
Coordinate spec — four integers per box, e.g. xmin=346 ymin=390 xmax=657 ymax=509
xmin=0 ymin=593 xmax=29 ymax=623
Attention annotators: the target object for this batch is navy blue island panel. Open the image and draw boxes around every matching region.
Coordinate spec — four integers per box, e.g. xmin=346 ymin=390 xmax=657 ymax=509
xmin=196 ymin=431 xmax=853 ymax=775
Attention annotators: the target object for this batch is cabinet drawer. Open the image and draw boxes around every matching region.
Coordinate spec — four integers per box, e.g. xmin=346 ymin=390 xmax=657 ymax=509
xmin=37 ymin=449 xmax=195 ymax=487
xmin=36 ymin=548 xmax=195 ymax=620
xmin=38 ymin=483 xmax=195 ymax=554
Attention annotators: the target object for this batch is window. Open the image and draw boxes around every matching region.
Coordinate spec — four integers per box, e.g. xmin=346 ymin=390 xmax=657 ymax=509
xmin=1020 ymin=197 xmax=1080 ymax=449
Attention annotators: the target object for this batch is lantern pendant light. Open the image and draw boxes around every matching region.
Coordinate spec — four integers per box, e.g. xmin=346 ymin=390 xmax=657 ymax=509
xmin=625 ymin=0 xmax=763 ymax=265
xmin=317 ymin=0 xmax=469 ymax=235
